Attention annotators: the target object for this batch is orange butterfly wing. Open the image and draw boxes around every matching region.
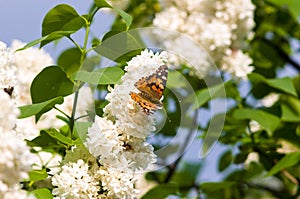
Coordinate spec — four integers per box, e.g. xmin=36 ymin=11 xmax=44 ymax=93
xmin=130 ymin=65 xmax=168 ymax=115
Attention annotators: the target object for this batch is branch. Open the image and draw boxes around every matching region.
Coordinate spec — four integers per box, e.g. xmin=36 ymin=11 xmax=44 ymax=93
xmin=262 ymin=38 xmax=300 ymax=72
xmin=163 ymin=109 xmax=199 ymax=183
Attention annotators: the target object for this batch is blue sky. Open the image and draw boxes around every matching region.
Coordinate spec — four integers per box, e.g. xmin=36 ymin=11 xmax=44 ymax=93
xmin=0 ymin=0 xmax=113 ymax=59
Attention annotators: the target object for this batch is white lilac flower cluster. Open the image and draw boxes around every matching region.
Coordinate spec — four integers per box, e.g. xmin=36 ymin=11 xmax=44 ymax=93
xmin=0 ymin=41 xmax=17 ymax=98
xmin=53 ymin=146 xmax=140 ymax=199
xmin=53 ymin=50 xmax=165 ymax=198
xmin=0 ymin=42 xmax=35 ymax=198
xmin=0 ymin=42 xmax=16 ymax=88
xmin=153 ymin=0 xmax=255 ymax=80
xmin=0 ymin=40 xmax=93 ymax=198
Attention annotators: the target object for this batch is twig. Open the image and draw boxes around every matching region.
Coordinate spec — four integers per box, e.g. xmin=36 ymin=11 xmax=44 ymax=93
xmin=163 ymin=109 xmax=199 ymax=183
xmin=262 ymin=38 xmax=300 ymax=72
xmin=281 ymin=169 xmax=299 ymax=185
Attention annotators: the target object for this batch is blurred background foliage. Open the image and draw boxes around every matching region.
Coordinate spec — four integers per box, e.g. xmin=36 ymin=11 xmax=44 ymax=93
xmin=113 ymin=1 xmax=300 ymax=198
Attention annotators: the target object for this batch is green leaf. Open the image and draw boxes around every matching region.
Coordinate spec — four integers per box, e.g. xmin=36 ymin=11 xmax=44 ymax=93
xmin=15 ymin=36 xmax=48 ymax=51
xmin=268 ymin=0 xmax=300 ymax=18
xmin=141 ymin=184 xmax=178 ymax=199
xmin=17 ymin=31 xmax=76 ymax=49
xmin=194 ymin=82 xmax=226 ymax=108
xmin=18 ymin=97 xmax=64 ymax=119
xmin=113 ymin=8 xmax=132 ymax=30
xmin=101 ymin=30 xmax=122 ymax=42
xmin=42 ymin=4 xmax=85 ymax=36
xmin=73 ymin=121 xmax=93 ymax=143
xmin=194 ymin=81 xmax=240 ymax=109
xmin=233 ymin=108 xmax=281 ymax=136
xmin=249 ymin=40 xmax=284 ymax=71
xmin=81 ymin=55 xmax=101 ymax=72
xmin=31 ymin=66 xmax=74 ymax=104
xmin=266 ymin=152 xmax=300 ymax=176
xmin=92 ymin=37 xmax=101 ymax=47
xmin=26 ymin=131 xmax=65 ymax=154
xmin=73 ymin=67 xmax=124 ymax=85
xmin=218 ymin=150 xmax=233 ymax=172
xmin=29 ymin=169 xmax=48 ymax=181
xmin=170 ymin=162 xmax=202 ymax=187
xmin=166 ymin=71 xmax=188 ymax=89
xmin=266 ymin=77 xmax=298 ymax=97
xmin=248 ymin=73 xmax=266 ymax=85
xmin=95 ymin=30 xmax=145 ymax=63
xmin=58 ymin=48 xmax=82 ymax=77
xmin=94 ymin=0 xmax=132 ymax=29
xmin=45 ymin=128 xmax=74 ymax=146
xmin=280 ymin=95 xmax=300 ymax=122
xmin=249 ymin=73 xmax=298 ymax=97
xmin=234 ymin=152 xmax=250 ymax=164
xmin=94 ymin=0 xmax=111 ymax=8
xmin=201 ymin=182 xmax=236 ymax=193
xmin=293 ymin=75 xmax=300 ymax=95
xmin=41 ymin=31 xmax=77 ymax=47
xmin=297 ymin=125 xmax=300 ymax=136
xmin=31 ymin=188 xmax=53 ymax=199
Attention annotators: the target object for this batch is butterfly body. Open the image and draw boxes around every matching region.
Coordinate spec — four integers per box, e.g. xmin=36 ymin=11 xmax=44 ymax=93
xmin=130 ymin=65 xmax=168 ymax=115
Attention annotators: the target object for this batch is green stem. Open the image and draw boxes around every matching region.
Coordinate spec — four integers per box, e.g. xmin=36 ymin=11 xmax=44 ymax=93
xmin=68 ymin=36 xmax=82 ymax=51
xmin=70 ymin=20 xmax=91 ymax=132
xmin=54 ymin=107 xmax=71 ymax=119
xmin=70 ymin=90 xmax=79 ymax=131
xmin=75 ymin=114 xmax=89 ymax=121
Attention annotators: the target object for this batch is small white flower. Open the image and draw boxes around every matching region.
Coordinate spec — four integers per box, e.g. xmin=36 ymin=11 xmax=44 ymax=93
xmin=52 ymin=159 xmax=100 ymax=199
xmin=154 ymin=6 xmax=187 ymax=31
xmin=0 ymin=91 xmax=19 ymax=131
xmin=85 ymin=116 xmax=157 ymax=171
xmin=98 ymin=167 xmax=139 ymax=199
xmin=248 ymin=120 xmax=262 ymax=133
xmin=222 ymin=50 xmax=254 ymax=80
xmin=0 ymin=131 xmax=34 ymax=187
xmin=85 ymin=116 xmax=124 ymax=167
xmin=261 ymin=93 xmax=279 ymax=107
xmin=199 ymin=19 xmax=232 ymax=51
xmin=0 ymin=41 xmax=16 ymax=91
xmin=0 ymin=184 xmax=36 ymax=199
xmin=244 ymin=152 xmax=259 ymax=167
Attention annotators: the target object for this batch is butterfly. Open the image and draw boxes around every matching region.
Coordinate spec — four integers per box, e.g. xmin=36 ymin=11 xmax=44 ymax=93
xmin=130 ymin=65 xmax=168 ymax=115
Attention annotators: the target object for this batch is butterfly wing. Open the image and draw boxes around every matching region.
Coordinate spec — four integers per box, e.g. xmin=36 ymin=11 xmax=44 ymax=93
xmin=134 ymin=65 xmax=168 ymax=101
xmin=130 ymin=65 xmax=168 ymax=114
xmin=130 ymin=92 xmax=158 ymax=115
